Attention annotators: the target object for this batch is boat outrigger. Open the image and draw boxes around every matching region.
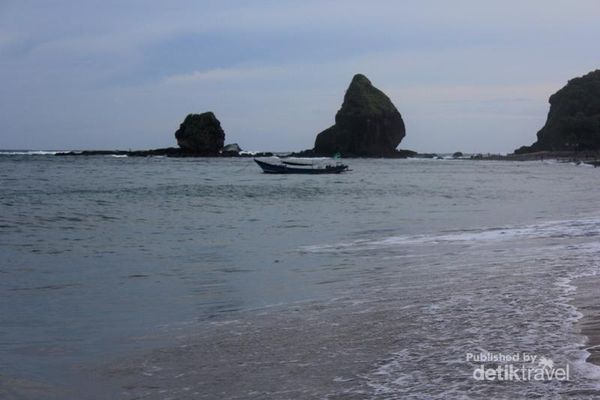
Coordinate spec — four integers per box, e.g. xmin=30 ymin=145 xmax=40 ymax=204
xmin=254 ymin=158 xmax=349 ymax=174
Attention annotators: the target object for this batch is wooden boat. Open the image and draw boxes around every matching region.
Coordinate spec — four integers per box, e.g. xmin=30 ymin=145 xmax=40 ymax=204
xmin=254 ymin=158 xmax=349 ymax=174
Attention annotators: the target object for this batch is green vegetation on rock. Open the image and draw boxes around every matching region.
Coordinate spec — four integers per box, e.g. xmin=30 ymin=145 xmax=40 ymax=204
xmin=314 ymin=74 xmax=406 ymax=157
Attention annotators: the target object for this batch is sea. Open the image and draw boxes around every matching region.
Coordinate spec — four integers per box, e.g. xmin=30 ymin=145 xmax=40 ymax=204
xmin=2 ymin=151 xmax=600 ymax=399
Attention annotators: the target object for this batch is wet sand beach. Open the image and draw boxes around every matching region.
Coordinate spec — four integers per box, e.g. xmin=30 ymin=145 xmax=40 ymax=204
xmin=574 ymin=277 xmax=600 ymax=366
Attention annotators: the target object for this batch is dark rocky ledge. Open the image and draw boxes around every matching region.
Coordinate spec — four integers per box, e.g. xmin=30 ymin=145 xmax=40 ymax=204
xmin=56 ymin=148 xmax=274 ymax=157
xmin=288 ymin=148 xmax=417 ymax=158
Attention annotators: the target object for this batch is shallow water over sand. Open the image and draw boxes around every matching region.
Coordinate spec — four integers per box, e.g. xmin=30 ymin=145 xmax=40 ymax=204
xmin=2 ymin=155 xmax=600 ymax=398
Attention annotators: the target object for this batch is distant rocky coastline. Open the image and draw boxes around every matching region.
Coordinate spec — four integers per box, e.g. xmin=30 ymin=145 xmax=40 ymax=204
xmin=56 ymin=73 xmax=418 ymax=159
xmin=56 ymin=70 xmax=600 ymax=161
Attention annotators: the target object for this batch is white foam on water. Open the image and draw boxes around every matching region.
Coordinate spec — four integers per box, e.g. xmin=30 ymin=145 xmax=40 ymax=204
xmin=560 ymin=266 xmax=600 ymax=382
xmin=301 ymin=216 xmax=600 ymax=254
xmin=0 ymin=150 xmax=60 ymax=155
xmin=337 ymin=222 xmax=600 ymax=398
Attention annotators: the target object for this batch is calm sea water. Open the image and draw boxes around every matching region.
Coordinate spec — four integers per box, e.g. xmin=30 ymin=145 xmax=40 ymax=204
xmin=2 ymin=153 xmax=600 ymax=399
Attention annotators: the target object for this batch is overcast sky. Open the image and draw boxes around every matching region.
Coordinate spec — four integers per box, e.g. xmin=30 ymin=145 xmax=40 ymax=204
xmin=1 ymin=0 xmax=599 ymax=153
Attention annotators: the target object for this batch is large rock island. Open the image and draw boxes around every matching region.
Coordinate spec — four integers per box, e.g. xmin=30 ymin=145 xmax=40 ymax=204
xmin=313 ymin=74 xmax=406 ymax=157
xmin=515 ymin=69 xmax=600 ymax=154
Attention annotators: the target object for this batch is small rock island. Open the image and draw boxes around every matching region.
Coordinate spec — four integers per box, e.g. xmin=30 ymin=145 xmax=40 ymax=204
xmin=57 ymin=112 xmax=262 ymax=157
xmin=313 ymin=74 xmax=406 ymax=157
xmin=515 ymin=69 xmax=600 ymax=154
xmin=175 ymin=112 xmax=225 ymax=155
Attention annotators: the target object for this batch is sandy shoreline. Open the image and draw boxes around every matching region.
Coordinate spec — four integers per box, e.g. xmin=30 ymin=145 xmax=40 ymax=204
xmin=573 ymin=277 xmax=600 ymax=366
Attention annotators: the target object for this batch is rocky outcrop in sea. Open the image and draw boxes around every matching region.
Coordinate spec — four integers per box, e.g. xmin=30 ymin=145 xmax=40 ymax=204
xmin=515 ymin=69 xmax=600 ymax=154
xmin=313 ymin=74 xmax=406 ymax=157
xmin=175 ymin=112 xmax=225 ymax=155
